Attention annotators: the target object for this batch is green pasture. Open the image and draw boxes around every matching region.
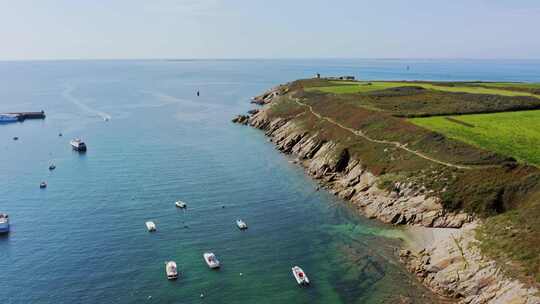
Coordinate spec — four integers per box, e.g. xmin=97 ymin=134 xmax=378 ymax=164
xmin=410 ymin=110 xmax=540 ymax=166
xmin=307 ymin=81 xmax=540 ymax=98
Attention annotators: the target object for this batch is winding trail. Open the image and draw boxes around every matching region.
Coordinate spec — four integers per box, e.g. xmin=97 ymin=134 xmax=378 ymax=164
xmin=293 ymin=98 xmax=478 ymax=170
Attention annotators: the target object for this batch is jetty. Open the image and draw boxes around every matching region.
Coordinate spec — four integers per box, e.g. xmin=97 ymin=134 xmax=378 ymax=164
xmin=2 ymin=111 xmax=46 ymax=121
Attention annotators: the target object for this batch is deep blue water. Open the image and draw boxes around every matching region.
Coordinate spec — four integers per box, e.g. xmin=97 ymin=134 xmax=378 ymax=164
xmin=1 ymin=59 xmax=539 ymax=304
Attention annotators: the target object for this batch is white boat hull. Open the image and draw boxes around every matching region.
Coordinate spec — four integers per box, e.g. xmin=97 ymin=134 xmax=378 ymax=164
xmin=70 ymin=139 xmax=87 ymax=151
xmin=146 ymin=221 xmax=156 ymax=232
xmin=203 ymin=253 xmax=220 ymax=269
xmin=292 ymin=266 xmax=310 ymax=285
xmin=166 ymin=261 xmax=178 ymax=280
xmin=236 ymin=220 xmax=247 ymax=230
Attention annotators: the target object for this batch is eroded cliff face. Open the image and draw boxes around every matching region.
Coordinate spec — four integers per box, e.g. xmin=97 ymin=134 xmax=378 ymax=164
xmin=235 ymin=90 xmax=540 ymax=304
xmin=248 ymin=109 xmax=470 ymax=229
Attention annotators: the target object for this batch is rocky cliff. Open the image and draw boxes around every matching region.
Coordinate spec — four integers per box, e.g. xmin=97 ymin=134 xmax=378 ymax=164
xmin=401 ymin=224 xmax=540 ymax=304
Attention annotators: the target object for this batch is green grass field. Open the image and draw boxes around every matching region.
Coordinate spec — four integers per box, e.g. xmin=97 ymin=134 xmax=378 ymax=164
xmin=410 ymin=110 xmax=540 ymax=166
xmin=474 ymin=82 xmax=540 ymax=89
xmin=307 ymin=81 xmax=540 ymax=98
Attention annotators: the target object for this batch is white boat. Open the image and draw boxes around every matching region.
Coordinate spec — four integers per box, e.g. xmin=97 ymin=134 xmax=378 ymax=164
xmin=70 ymin=138 xmax=87 ymax=152
xmin=236 ymin=219 xmax=247 ymax=230
xmin=165 ymin=261 xmax=178 ymax=280
xmin=291 ymin=266 xmax=310 ymax=285
xmin=175 ymin=201 xmax=187 ymax=208
xmin=203 ymin=252 xmax=220 ymax=269
xmin=0 ymin=114 xmax=19 ymax=123
xmin=145 ymin=221 xmax=156 ymax=232
xmin=0 ymin=213 xmax=9 ymax=234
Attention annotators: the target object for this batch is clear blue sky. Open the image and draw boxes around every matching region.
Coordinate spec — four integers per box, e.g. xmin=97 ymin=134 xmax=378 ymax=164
xmin=1 ymin=0 xmax=539 ymax=60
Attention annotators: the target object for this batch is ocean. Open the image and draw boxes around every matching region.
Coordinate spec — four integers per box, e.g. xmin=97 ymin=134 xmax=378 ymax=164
xmin=1 ymin=59 xmax=539 ymax=304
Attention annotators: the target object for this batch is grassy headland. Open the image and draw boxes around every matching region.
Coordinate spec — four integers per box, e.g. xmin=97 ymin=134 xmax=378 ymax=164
xmin=261 ymin=78 xmax=540 ymax=285
xmin=307 ymin=80 xmax=540 ymax=98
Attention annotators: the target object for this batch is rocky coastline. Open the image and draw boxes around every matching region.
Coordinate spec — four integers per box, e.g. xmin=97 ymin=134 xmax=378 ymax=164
xmin=233 ymin=86 xmax=540 ymax=304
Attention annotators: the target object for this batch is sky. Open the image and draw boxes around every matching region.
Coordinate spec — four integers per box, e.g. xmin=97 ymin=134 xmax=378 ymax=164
xmin=0 ymin=0 xmax=539 ymax=60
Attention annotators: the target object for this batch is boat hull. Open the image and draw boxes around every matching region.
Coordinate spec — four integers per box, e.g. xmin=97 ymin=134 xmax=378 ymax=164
xmin=166 ymin=262 xmax=178 ymax=280
xmin=203 ymin=253 xmax=220 ymax=269
xmin=0 ymin=224 xmax=9 ymax=234
xmin=0 ymin=216 xmax=9 ymax=234
xmin=0 ymin=114 xmax=20 ymax=123
xmin=292 ymin=267 xmax=310 ymax=285
xmin=70 ymin=139 xmax=87 ymax=152
xmin=146 ymin=222 xmax=156 ymax=232
xmin=71 ymin=144 xmax=87 ymax=152
xmin=236 ymin=220 xmax=248 ymax=230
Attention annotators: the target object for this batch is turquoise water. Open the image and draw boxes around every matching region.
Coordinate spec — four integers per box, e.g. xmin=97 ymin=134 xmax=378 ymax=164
xmin=1 ymin=59 xmax=540 ymax=304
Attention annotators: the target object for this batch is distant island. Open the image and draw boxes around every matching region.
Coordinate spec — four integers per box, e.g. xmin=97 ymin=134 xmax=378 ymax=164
xmin=234 ymin=78 xmax=540 ymax=303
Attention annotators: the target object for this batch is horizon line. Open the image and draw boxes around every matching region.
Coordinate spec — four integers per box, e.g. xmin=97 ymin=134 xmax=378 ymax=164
xmin=1 ymin=57 xmax=540 ymax=63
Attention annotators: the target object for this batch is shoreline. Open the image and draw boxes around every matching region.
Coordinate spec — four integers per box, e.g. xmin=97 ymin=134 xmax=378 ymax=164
xmin=401 ymin=223 xmax=540 ymax=304
xmin=235 ymin=85 xmax=540 ymax=304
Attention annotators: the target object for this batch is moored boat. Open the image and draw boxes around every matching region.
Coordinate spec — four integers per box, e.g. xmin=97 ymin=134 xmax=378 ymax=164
xmin=165 ymin=261 xmax=178 ymax=280
xmin=0 ymin=214 xmax=9 ymax=234
xmin=236 ymin=219 xmax=247 ymax=230
xmin=291 ymin=266 xmax=310 ymax=285
xmin=70 ymin=138 xmax=87 ymax=152
xmin=49 ymin=163 xmax=56 ymax=170
xmin=203 ymin=252 xmax=220 ymax=269
xmin=40 ymin=181 xmax=47 ymax=189
xmin=175 ymin=201 xmax=187 ymax=208
xmin=0 ymin=114 xmax=19 ymax=123
xmin=146 ymin=221 xmax=157 ymax=232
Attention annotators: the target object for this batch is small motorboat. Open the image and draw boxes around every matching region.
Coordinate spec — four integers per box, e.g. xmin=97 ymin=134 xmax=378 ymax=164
xmin=165 ymin=261 xmax=178 ymax=280
xmin=292 ymin=266 xmax=310 ymax=286
xmin=13 ymin=137 xmax=18 ymax=141
xmin=236 ymin=219 xmax=248 ymax=230
xmin=40 ymin=181 xmax=47 ymax=189
xmin=146 ymin=221 xmax=157 ymax=232
xmin=49 ymin=163 xmax=56 ymax=170
xmin=203 ymin=252 xmax=220 ymax=269
xmin=70 ymin=138 xmax=87 ymax=152
xmin=58 ymin=133 xmax=63 ymax=137
xmin=175 ymin=201 xmax=187 ymax=209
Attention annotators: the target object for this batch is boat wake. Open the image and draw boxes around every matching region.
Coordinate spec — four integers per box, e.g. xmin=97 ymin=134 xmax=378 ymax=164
xmin=62 ymin=85 xmax=112 ymax=121
xmin=140 ymin=91 xmax=220 ymax=109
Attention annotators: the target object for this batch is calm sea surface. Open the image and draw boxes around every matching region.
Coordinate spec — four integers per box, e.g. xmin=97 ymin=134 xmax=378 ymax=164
xmin=1 ymin=59 xmax=540 ymax=304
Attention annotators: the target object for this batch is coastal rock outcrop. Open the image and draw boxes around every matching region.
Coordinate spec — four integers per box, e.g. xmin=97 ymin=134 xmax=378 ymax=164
xmin=401 ymin=224 xmax=540 ymax=304
xmin=232 ymin=114 xmax=250 ymax=125
xmin=250 ymin=85 xmax=286 ymax=105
